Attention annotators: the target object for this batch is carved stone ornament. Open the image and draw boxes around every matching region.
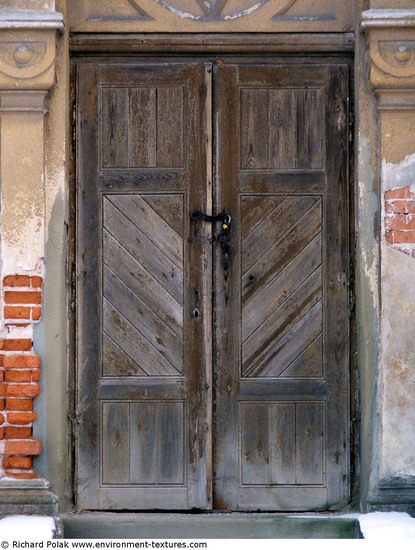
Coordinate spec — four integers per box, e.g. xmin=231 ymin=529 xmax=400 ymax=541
xmin=0 ymin=12 xmax=63 ymax=91
xmin=362 ymin=9 xmax=415 ymax=90
xmin=70 ymin=0 xmax=352 ymax=33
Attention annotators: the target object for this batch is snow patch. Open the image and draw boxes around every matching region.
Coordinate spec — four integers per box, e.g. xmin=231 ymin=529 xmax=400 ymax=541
xmin=359 ymin=512 xmax=415 ymax=539
xmin=0 ymin=516 xmax=55 ymax=540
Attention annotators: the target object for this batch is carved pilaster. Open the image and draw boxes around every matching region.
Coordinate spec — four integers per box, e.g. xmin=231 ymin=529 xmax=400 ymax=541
xmin=0 ymin=10 xmax=63 ymax=516
xmin=361 ymin=9 xmax=415 ymax=513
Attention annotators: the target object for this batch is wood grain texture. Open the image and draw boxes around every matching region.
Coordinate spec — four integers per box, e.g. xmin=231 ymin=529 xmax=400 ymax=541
xmin=77 ymin=62 xmax=211 ymax=509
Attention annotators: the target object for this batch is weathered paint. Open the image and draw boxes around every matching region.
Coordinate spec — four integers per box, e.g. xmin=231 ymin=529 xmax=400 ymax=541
xmin=380 ymin=152 xmax=415 ymax=479
xmin=32 ymin=0 xmax=70 ymax=511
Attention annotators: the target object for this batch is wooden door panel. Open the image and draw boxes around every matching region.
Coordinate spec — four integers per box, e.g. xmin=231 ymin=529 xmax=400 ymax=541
xmin=214 ymin=63 xmax=349 ymax=511
xmin=77 ymin=62 xmax=211 ymax=510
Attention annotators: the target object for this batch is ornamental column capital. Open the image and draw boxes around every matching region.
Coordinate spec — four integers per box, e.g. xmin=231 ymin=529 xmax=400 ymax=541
xmin=361 ymin=9 xmax=415 ymax=93
xmin=0 ymin=11 xmax=63 ymax=92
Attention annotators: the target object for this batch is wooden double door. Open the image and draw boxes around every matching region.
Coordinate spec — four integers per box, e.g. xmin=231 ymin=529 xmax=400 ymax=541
xmin=76 ymin=58 xmax=350 ymax=511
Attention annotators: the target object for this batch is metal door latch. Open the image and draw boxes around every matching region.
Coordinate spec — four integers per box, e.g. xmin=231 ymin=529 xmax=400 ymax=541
xmin=190 ymin=211 xmax=232 ymax=270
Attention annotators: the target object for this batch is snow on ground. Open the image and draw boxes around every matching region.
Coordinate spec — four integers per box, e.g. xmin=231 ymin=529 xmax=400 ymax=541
xmin=359 ymin=512 xmax=415 ymax=539
xmin=0 ymin=515 xmax=55 ymax=539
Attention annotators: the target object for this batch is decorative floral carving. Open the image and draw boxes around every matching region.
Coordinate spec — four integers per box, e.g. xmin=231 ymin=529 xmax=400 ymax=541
xmin=146 ymin=0 xmax=297 ymax=21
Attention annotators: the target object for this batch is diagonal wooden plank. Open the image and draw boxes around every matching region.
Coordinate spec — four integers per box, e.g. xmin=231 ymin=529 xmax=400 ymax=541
xmin=104 ymin=266 xmax=183 ymax=373
xmin=104 ymin=230 xmax=182 ymax=337
xmin=242 ymin=196 xmax=319 ymax=274
xmin=108 ymin=194 xmax=183 ymax=268
xmin=242 ymin=233 xmax=322 ymax=342
xmin=104 ymin=198 xmax=183 ymax=304
xmin=281 ymin=334 xmax=323 ymax=378
xmin=243 ymin=200 xmax=322 ymax=305
xmin=242 ymin=266 xmax=322 ymax=375
xmin=143 ymin=195 xmax=184 ymax=237
xmin=103 ymin=299 xmax=181 ymax=377
xmin=246 ymin=300 xmax=322 ymax=378
xmin=103 ymin=333 xmax=147 ymax=377
xmin=104 ymin=229 xmax=183 ymax=337
xmin=241 ymin=196 xmax=286 ymax=241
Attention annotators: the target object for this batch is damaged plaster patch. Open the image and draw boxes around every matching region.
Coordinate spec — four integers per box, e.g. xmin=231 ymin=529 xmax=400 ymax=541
xmin=382 ymin=153 xmax=415 ymax=258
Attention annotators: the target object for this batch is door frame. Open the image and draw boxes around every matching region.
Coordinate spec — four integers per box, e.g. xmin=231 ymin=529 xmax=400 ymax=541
xmin=68 ymin=39 xmax=357 ymax=512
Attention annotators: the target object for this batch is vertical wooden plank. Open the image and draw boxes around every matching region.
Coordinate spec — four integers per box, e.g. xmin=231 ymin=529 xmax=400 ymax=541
xmin=296 ymin=89 xmax=323 ymax=169
xmin=129 ymin=87 xmax=157 ymax=167
xmin=102 ymin=402 xmax=130 ymax=484
xmin=240 ymin=89 xmax=269 ymax=169
xmin=241 ymin=403 xmax=269 ymax=485
xmin=324 ymin=65 xmax=349 ymax=507
xmin=130 ymin=403 xmax=157 ymax=485
xmin=157 ymin=87 xmax=184 ymax=168
xmin=269 ymin=90 xmax=296 ymax=169
xmin=296 ymin=403 xmax=324 ymax=485
xmin=157 ymin=402 xmax=184 ymax=484
xmin=270 ymin=404 xmax=296 ymax=485
xmin=101 ymin=87 xmax=129 ymax=167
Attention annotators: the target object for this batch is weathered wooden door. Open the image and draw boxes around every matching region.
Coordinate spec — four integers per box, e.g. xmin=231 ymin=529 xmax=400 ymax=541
xmin=76 ymin=60 xmax=349 ymax=511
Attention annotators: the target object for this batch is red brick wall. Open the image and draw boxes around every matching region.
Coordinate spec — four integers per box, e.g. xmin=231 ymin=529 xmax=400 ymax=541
xmin=0 ymin=275 xmax=42 ymax=479
xmin=384 ymin=185 xmax=415 ymax=258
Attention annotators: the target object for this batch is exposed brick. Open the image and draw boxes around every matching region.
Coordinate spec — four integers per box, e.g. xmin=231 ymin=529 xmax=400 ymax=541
xmin=0 ymin=356 xmax=3 ymax=367
xmin=385 ymin=200 xmax=415 ymax=214
xmin=0 ymin=414 xmax=4 ymax=425
xmin=5 ymin=427 xmax=32 ymax=439
xmin=32 ymin=370 xmax=41 ymax=382
xmin=4 ymin=356 xmax=40 ymax=369
xmin=4 ymin=340 xmax=32 ymax=352
xmin=3 ymin=276 xmax=30 ymax=288
xmin=0 ymin=371 xmax=4 ymax=383
xmin=6 ymin=398 xmax=33 ymax=411
xmin=0 ymin=340 xmax=4 ymax=351
xmin=392 ymin=230 xmax=415 ymax=244
xmin=6 ymin=385 xmax=40 ymax=398
xmin=385 ymin=187 xmax=415 ymax=200
xmin=30 ymin=277 xmax=43 ymax=289
xmin=0 ymin=399 xmax=5 ymax=411
xmin=385 ymin=214 xmax=415 ymax=231
xmin=8 ymin=412 xmax=37 ymax=425
xmin=0 ymin=384 xmax=6 ymax=398
xmin=5 ymin=370 xmax=32 ymax=383
xmin=31 ymin=308 xmax=42 ymax=321
xmin=4 ymin=307 xmax=31 ymax=320
xmin=4 ymin=456 xmax=32 ymax=469
xmin=4 ymin=292 xmax=42 ymax=305
xmin=9 ymin=472 xmax=38 ymax=480
xmin=385 ymin=231 xmax=394 ymax=244
xmin=5 ymin=440 xmax=41 ymax=455
xmin=0 ymin=428 xmax=5 ymax=440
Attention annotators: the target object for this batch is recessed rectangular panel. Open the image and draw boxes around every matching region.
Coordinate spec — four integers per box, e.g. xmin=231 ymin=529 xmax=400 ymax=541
xmin=102 ymin=194 xmax=184 ymax=377
xmin=241 ymin=196 xmax=323 ymax=379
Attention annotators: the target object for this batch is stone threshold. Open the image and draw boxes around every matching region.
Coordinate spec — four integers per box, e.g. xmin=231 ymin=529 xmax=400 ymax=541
xmin=61 ymin=511 xmax=362 ymax=539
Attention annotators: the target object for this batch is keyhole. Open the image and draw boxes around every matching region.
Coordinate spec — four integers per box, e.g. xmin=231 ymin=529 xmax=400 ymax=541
xmin=192 ymin=308 xmax=200 ymax=319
